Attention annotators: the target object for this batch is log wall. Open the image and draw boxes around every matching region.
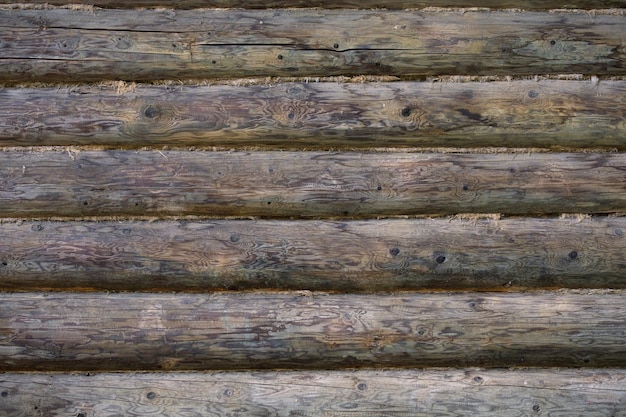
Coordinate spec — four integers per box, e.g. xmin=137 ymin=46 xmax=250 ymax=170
xmin=1 ymin=0 xmax=625 ymax=415
xmin=1 ymin=9 xmax=624 ymax=82
xmin=3 ymin=151 xmax=626 ymax=217
xmin=3 ymin=369 xmax=626 ymax=417
xmin=3 ymin=291 xmax=626 ymax=371
xmin=2 ymin=0 xmax=625 ymax=8
xmin=2 ymin=81 xmax=625 ymax=149
xmin=1 ymin=217 xmax=626 ymax=292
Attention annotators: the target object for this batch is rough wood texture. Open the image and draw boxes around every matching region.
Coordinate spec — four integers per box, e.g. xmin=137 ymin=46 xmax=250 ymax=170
xmin=2 ymin=80 xmax=625 ymax=149
xmin=1 ymin=217 xmax=626 ymax=292
xmin=3 ymin=151 xmax=626 ymax=218
xmin=2 ymin=369 xmax=626 ymax=416
xmin=2 ymin=291 xmax=626 ymax=371
xmin=1 ymin=9 xmax=624 ymax=82
xmin=3 ymin=0 xmax=625 ymax=9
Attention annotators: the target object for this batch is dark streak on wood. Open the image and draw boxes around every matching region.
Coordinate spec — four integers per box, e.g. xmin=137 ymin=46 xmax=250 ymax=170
xmin=1 ymin=80 xmax=624 ymax=149
xmin=1 ymin=369 xmax=626 ymax=416
xmin=0 ymin=9 xmax=623 ymax=81
xmin=1 ymin=217 xmax=626 ymax=292
xmin=2 ymin=151 xmax=626 ymax=218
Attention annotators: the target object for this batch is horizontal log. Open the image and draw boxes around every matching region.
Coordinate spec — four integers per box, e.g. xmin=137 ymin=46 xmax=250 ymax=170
xmin=3 ymin=0 xmax=625 ymax=9
xmin=1 ymin=217 xmax=626 ymax=292
xmin=2 ymin=80 xmax=625 ymax=149
xmin=1 ymin=9 xmax=624 ymax=82
xmin=2 ymin=151 xmax=626 ymax=218
xmin=2 ymin=291 xmax=626 ymax=371
xmin=2 ymin=369 xmax=626 ymax=417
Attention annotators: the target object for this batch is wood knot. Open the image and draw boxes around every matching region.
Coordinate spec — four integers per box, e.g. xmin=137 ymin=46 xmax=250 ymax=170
xmin=143 ymin=105 xmax=161 ymax=119
xmin=387 ymin=101 xmax=425 ymax=131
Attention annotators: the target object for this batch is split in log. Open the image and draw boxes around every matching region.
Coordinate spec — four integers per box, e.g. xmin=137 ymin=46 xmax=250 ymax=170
xmin=1 ymin=80 xmax=625 ymax=149
xmin=2 ymin=151 xmax=626 ymax=218
xmin=2 ymin=0 xmax=625 ymax=9
xmin=1 ymin=9 xmax=624 ymax=82
xmin=2 ymin=291 xmax=626 ymax=371
xmin=1 ymin=217 xmax=626 ymax=291
xmin=1 ymin=368 xmax=626 ymax=416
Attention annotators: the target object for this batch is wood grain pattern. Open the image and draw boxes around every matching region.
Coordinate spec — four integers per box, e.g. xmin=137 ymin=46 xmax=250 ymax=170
xmin=2 ymin=369 xmax=626 ymax=416
xmin=1 ymin=9 xmax=624 ymax=82
xmin=2 ymin=0 xmax=625 ymax=9
xmin=2 ymin=151 xmax=626 ymax=218
xmin=2 ymin=80 xmax=624 ymax=149
xmin=2 ymin=291 xmax=626 ymax=371
xmin=1 ymin=217 xmax=626 ymax=292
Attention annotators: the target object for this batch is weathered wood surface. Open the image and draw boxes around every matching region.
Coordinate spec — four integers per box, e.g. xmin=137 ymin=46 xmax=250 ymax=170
xmin=1 ymin=9 xmax=624 ymax=82
xmin=2 ymin=291 xmax=626 ymax=371
xmin=3 ymin=0 xmax=625 ymax=9
xmin=3 ymin=151 xmax=626 ymax=218
xmin=2 ymin=80 xmax=625 ymax=149
xmin=1 ymin=217 xmax=626 ymax=292
xmin=2 ymin=369 xmax=626 ymax=417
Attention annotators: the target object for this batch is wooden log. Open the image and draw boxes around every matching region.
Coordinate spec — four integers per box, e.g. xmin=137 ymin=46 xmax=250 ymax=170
xmin=2 ymin=291 xmax=626 ymax=371
xmin=1 ymin=9 xmax=624 ymax=82
xmin=2 ymin=80 xmax=625 ymax=149
xmin=1 ymin=217 xmax=626 ymax=292
xmin=2 ymin=369 xmax=626 ymax=417
xmin=3 ymin=151 xmax=626 ymax=218
xmin=2 ymin=0 xmax=625 ymax=9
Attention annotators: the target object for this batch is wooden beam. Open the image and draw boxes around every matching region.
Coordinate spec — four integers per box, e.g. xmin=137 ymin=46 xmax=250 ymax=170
xmin=1 ymin=9 xmax=623 ymax=82
xmin=1 ymin=217 xmax=626 ymax=292
xmin=2 ymin=291 xmax=626 ymax=371
xmin=3 ymin=151 xmax=626 ymax=218
xmin=2 ymin=80 xmax=624 ymax=149
xmin=2 ymin=0 xmax=625 ymax=9
xmin=2 ymin=369 xmax=626 ymax=416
